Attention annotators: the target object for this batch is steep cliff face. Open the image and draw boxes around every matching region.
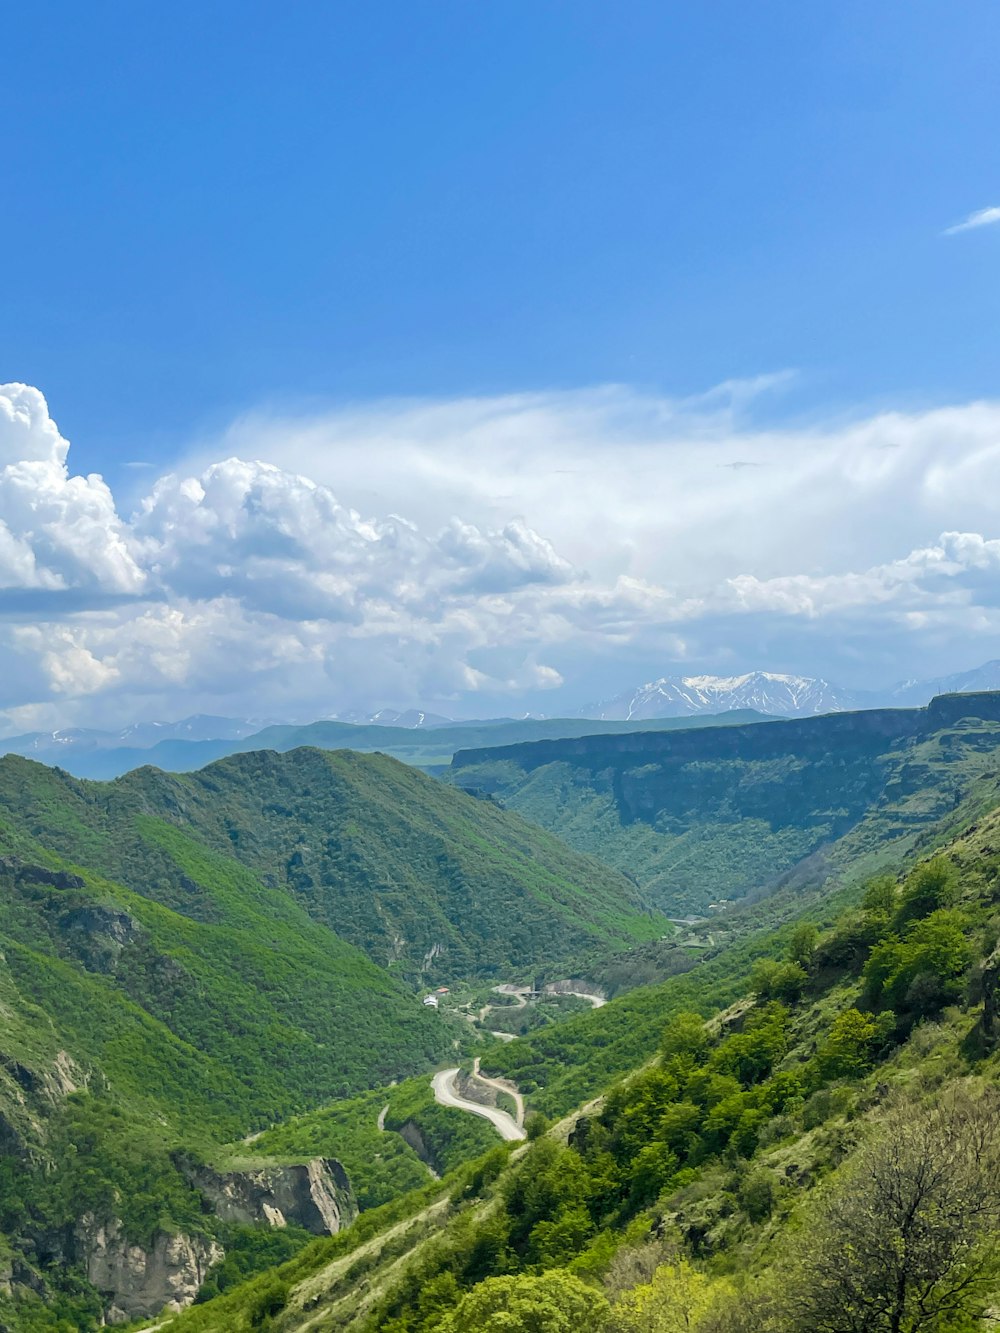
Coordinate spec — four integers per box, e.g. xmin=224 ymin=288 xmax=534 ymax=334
xmin=448 ymin=694 xmax=1000 ymax=915
xmin=76 ymin=1216 xmax=223 ymax=1323
xmin=69 ymin=1157 xmax=357 ymax=1323
xmin=184 ymin=1157 xmax=357 ymax=1235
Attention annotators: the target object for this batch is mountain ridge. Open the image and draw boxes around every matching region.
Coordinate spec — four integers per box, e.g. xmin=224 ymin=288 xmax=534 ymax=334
xmin=448 ymin=692 xmax=1000 ymax=918
xmin=582 ymin=659 xmax=1000 ymax=720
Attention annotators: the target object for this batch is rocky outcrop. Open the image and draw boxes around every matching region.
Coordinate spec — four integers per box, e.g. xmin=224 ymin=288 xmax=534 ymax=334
xmin=182 ymin=1157 xmax=357 ymax=1235
xmin=57 ymin=904 xmax=141 ymax=974
xmin=395 ymin=1120 xmax=434 ymax=1169
xmin=0 ymin=1047 xmax=84 ymax=1155
xmin=72 ymin=1159 xmax=355 ymax=1322
xmin=76 ymin=1215 xmax=223 ymax=1323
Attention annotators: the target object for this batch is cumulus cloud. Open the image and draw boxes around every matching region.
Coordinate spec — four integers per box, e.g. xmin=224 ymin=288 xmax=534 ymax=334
xmin=192 ymin=386 xmax=1000 ymax=594
xmin=2 ymin=379 xmax=1000 ymax=729
xmin=944 ymin=205 xmax=1000 ymax=235
xmin=0 ymin=384 xmax=145 ymax=595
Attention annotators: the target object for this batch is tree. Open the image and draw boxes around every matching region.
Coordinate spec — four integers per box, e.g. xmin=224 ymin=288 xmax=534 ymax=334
xmin=861 ymin=875 xmax=897 ymax=922
xmin=865 ymin=910 xmax=971 ymax=1019
xmin=737 ymin=1167 xmax=777 ymax=1222
xmin=711 ymin=1005 xmax=789 ymax=1086
xmin=661 ymin=1011 xmax=710 ymax=1066
xmin=750 ymin=960 xmax=807 ymax=1005
xmin=609 ymin=1260 xmax=728 ymax=1332
xmin=814 ymin=1008 xmax=877 ymax=1080
xmin=439 ymin=1270 xmax=611 ymax=1332
xmin=788 ymin=922 xmax=818 ymax=970
xmin=894 ymin=857 xmax=956 ymax=929
xmin=777 ymin=1085 xmax=1000 ymax=1332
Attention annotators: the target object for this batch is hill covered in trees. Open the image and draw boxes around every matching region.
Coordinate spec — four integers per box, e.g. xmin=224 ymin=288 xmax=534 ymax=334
xmin=448 ymin=692 xmax=1000 ymax=917
xmin=150 ymin=796 xmax=1000 ymax=1332
xmin=0 ymin=748 xmax=663 ymax=1328
xmin=0 ymin=747 xmax=664 ymax=981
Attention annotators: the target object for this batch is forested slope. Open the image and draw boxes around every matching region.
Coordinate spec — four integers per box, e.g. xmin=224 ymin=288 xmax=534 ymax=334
xmin=0 ymin=748 xmax=662 ymax=1329
xmin=448 ymin=692 xmax=1000 ymax=916
xmin=153 ymin=797 xmax=1000 ymax=1332
xmin=0 ymin=747 xmax=664 ymax=981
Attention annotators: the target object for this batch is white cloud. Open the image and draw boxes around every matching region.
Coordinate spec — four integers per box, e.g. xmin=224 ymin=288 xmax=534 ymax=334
xmin=944 ymin=205 xmax=1000 ymax=235
xmin=0 ymin=384 xmax=145 ymax=595
xmin=2 ymin=379 xmax=1000 ymax=727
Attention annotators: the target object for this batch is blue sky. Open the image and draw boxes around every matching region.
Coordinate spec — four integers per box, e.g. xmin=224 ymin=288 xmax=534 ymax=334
xmin=2 ymin=3 xmax=1000 ymax=726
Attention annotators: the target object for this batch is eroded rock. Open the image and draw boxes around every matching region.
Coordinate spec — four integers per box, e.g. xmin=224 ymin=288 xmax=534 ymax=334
xmin=76 ymin=1215 xmax=223 ymax=1323
xmin=182 ymin=1156 xmax=357 ymax=1235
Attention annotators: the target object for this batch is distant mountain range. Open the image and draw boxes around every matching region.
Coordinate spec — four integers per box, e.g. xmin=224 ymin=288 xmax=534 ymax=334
xmin=583 ymin=660 xmax=1000 ymax=720
xmin=333 ymin=707 xmax=458 ymax=729
xmin=0 ymin=713 xmax=276 ymax=756
xmin=4 ymin=659 xmax=1000 ymax=776
xmin=583 ymin=671 xmax=850 ymax=720
xmin=0 ymin=711 xmax=766 ymax=781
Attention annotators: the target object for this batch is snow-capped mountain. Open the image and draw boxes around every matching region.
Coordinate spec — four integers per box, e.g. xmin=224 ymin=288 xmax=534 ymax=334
xmin=583 ymin=672 xmax=858 ymax=721
xmin=582 ymin=661 xmax=1000 ymax=721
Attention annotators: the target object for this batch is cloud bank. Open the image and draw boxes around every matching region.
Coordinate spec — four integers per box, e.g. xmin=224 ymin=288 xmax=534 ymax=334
xmin=1 ymin=379 xmax=1000 ymax=732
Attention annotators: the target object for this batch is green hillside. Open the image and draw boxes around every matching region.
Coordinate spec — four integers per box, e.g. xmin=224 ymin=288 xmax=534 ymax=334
xmin=0 ymin=748 xmax=664 ymax=980
xmin=7 ymin=701 xmax=1000 ymax=1330
xmin=151 ymin=797 xmax=1000 ymax=1333
xmin=448 ymin=692 xmax=1000 ymax=917
xmin=0 ymin=748 xmax=663 ymax=1330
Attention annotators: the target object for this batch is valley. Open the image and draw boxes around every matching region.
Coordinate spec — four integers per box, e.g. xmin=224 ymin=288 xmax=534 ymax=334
xmin=449 ymin=691 xmax=1000 ymax=916
xmin=3 ymin=692 xmax=1000 ymax=1329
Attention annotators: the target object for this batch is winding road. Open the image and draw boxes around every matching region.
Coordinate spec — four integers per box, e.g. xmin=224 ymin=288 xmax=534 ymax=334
xmin=556 ymin=989 xmax=607 ymax=1008
xmin=431 ymin=1068 xmax=526 ymax=1141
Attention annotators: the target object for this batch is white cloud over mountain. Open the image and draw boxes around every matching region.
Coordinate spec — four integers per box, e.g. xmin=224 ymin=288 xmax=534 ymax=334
xmin=1 ymin=379 xmax=1000 ymax=731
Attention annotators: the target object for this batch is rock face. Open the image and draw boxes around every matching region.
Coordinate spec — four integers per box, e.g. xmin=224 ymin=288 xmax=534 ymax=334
xmin=58 ymin=904 xmax=140 ymax=973
xmin=76 ymin=1215 xmax=223 ymax=1323
xmin=183 ymin=1156 xmax=357 ymax=1235
xmin=74 ymin=1159 xmax=356 ymax=1323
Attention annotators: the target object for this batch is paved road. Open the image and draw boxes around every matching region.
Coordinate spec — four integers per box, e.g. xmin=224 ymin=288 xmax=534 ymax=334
xmin=472 ymin=1057 xmax=525 ymax=1127
xmin=560 ymin=990 xmax=607 ymax=1008
xmin=431 ymin=1068 xmax=526 ymax=1141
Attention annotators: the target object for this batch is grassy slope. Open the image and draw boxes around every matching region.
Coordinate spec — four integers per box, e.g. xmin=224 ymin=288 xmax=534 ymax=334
xmin=152 ymin=798 xmax=1000 ymax=1333
xmin=0 ymin=748 xmax=665 ymax=984
xmin=447 ymin=699 xmax=1000 ymax=917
